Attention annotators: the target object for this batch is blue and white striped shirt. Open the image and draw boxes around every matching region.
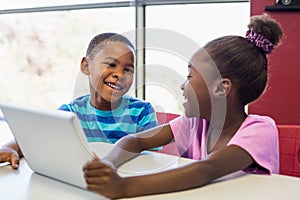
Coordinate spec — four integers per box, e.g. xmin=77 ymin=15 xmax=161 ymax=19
xmin=58 ymin=95 xmax=158 ymax=143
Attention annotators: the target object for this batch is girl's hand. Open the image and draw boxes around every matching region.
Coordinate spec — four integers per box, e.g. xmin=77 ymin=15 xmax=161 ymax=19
xmin=83 ymin=158 xmax=126 ymax=199
xmin=0 ymin=147 xmax=20 ymax=170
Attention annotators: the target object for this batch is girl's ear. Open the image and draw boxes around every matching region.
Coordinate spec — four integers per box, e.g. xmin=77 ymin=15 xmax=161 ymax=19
xmin=213 ymin=78 xmax=232 ymax=99
xmin=80 ymin=57 xmax=90 ymax=75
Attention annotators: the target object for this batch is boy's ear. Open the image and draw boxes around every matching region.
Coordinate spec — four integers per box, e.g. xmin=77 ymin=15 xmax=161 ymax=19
xmin=80 ymin=57 xmax=90 ymax=75
xmin=213 ymin=78 xmax=231 ymax=99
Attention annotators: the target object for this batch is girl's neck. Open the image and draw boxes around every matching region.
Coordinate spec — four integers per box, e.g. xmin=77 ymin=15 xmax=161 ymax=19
xmin=206 ymin=109 xmax=247 ymax=154
xmin=223 ymin=110 xmax=247 ymax=132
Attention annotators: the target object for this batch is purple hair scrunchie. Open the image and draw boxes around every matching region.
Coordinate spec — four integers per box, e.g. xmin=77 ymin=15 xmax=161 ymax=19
xmin=245 ymin=29 xmax=274 ymax=54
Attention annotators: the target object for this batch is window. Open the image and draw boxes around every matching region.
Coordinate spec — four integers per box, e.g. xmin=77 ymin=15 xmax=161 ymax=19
xmin=145 ymin=2 xmax=250 ymax=114
xmin=0 ymin=1 xmax=249 ymax=145
xmin=0 ymin=7 xmax=134 ymax=109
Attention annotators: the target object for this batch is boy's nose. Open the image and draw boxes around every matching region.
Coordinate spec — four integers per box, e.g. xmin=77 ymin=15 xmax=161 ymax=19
xmin=112 ymin=73 xmax=119 ymax=79
xmin=112 ymin=68 xmax=124 ymax=79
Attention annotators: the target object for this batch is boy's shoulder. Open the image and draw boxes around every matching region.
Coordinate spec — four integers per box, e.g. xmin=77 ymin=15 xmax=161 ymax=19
xmin=123 ymin=95 xmax=154 ymax=110
xmin=69 ymin=95 xmax=90 ymax=107
xmin=74 ymin=94 xmax=90 ymax=102
xmin=58 ymin=95 xmax=89 ymax=111
xmin=124 ymin=95 xmax=150 ymax=104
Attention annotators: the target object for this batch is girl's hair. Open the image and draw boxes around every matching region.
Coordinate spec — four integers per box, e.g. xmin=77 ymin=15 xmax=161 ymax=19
xmin=204 ymin=14 xmax=283 ymax=105
xmin=86 ymin=32 xmax=135 ymax=59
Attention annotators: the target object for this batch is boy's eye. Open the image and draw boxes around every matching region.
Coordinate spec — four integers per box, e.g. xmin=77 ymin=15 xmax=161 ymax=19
xmin=187 ymin=75 xmax=192 ymax=79
xmin=104 ymin=62 xmax=116 ymax=67
xmin=125 ymin=67 xmax=134 ymax=74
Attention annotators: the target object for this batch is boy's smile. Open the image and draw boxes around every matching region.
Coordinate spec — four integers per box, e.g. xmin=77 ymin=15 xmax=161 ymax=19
xmin=105 ymin=82 xmax=124 ymax=91
xmin=81 ymin=41 xmax=135 ymax=110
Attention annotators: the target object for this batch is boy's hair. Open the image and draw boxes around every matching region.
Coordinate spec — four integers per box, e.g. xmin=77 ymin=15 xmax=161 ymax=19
xmin=86 ymin=32 xmax=135 ymax=59
xmin=204 ymin=14 xmax=283 ymax=105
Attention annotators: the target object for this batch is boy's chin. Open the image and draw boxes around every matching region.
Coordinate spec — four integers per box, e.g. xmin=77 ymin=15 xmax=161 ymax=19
xmin=99 ymin=95 xmax=122 ymax=105
xmin=110 ymin=97 xmax=123 ymax=104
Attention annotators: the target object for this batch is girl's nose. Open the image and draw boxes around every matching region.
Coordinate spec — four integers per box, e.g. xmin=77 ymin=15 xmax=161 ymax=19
xmin=180 ymin=80 xmax=186 ymax=91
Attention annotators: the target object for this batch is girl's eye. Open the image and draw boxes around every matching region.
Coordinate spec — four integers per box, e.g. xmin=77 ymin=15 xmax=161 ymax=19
xmin=187 ymin=75 xmax=192 ymax=79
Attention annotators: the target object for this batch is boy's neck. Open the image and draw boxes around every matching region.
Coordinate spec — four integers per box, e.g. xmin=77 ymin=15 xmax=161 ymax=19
xmin=90 ymin=96 xmax=123 ymax=111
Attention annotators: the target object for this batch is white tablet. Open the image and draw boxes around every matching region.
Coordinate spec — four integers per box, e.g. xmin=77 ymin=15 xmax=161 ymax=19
xmin=0 ymin=103 xmax=183 ymax=190
xmin=0 ymin=103 xmax=93 ymax=189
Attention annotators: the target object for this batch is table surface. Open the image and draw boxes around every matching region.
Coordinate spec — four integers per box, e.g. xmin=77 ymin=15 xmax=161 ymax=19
xmin=1 ymin=121 xmax=300 ymax=200
xmin=1 ymin=148 xmax=300 ymax=200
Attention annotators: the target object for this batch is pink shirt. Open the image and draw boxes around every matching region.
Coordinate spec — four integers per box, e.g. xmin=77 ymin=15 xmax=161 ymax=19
xmin=169 ymin=114 xmax=279 ymax=175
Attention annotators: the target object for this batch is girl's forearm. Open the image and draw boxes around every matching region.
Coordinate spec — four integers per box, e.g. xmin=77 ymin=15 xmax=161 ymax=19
xmin=122 ymin=161 xmax=212 ymax=198
xmin=103 ymin=124 xmax=173 ymax=168
xmin=102 ymin=135 xmax=142 ymax=168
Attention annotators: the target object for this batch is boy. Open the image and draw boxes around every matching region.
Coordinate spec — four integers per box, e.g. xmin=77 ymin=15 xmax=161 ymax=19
xmin=0 ymin=33 xmax=158 ymax=169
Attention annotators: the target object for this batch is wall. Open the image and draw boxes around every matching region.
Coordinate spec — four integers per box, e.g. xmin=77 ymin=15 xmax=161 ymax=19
xmin=248 ymin=0 xmax=300 ymax=125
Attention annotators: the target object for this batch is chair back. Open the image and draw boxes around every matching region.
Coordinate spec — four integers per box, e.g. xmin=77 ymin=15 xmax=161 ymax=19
xmin=277 ymin=125 xmax=300 ymax=177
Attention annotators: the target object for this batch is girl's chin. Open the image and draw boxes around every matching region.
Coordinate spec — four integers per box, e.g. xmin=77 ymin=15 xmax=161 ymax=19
xmin=184 ymin=113 xmax=200 ymax=118
xmin=183 ymin=103 xmax=192 ymax=116
xmin=183 ymin=109 xmax=193 ymax=118
xmin=183 ymin=106 xmax=200 ymax=118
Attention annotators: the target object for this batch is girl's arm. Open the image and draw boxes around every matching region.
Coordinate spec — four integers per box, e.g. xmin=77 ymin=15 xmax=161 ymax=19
xmin=101 ymin=123 xmax=174 ymax=168
xmin=84 ymin=144 xmax=254 ymax=199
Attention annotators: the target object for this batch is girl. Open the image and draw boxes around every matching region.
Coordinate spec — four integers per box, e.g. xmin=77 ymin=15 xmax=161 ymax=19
xmin=83 ymin=14 xmax=283 ymax=199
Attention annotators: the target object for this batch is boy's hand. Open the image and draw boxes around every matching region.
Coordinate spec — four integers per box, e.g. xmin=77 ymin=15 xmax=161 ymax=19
xmin=83 ymin=158 xmax=126 ymax=199
xmin=0 ymin=147 xmax=20 ymax=170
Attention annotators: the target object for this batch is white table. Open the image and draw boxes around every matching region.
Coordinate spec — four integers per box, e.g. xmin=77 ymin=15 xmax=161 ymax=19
xmin=0 ymin=140 xmax=195 ymax=200
xmin=1 ymin=121 xmax=300 ymax=200
xmin=128 ymin=173 xmax=300 ymax=200
xmin=1 ymin=149 xmax=300 ymax=200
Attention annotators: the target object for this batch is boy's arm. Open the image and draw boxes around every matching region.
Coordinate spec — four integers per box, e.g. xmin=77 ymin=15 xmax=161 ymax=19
xmin=0 ymin=139 xmax=23 ymax=169
xmin=101 ymin=124 xmax=174 ymax=168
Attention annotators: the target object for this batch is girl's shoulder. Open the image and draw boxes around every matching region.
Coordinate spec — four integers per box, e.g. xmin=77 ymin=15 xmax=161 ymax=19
xmin=246 ymin=114 xmax=276 ymax=126
xmin=240 ymin=114 xmax=278 ymax=134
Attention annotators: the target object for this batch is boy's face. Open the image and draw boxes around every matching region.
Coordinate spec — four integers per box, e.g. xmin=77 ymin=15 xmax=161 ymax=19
xmin=82 ymin=41 xmax=135 ymax=109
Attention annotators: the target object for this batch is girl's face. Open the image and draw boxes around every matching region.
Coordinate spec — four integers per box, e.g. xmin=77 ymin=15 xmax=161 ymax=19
xmin=82 ymin=41 xmax=135 ymax=109
xmin=181 ymin=50 xmax=216 ymax=119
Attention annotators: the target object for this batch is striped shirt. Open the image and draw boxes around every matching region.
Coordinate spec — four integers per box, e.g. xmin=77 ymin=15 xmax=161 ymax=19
xmin=58 ymin=95 xmax=158 ymax=143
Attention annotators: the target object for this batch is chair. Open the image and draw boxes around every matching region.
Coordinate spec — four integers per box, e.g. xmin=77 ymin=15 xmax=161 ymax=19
xmin=156 ymin=111 xmax=180 ymax=126
xmin=277 ymin=125 xmax=300 ymax=177
xmin=156 ymin=112 xmax=180 ymax=156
